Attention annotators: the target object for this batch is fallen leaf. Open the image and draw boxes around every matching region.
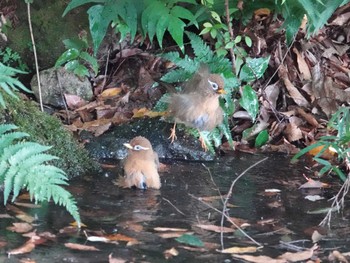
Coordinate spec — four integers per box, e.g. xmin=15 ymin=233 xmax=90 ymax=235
xmin=221 ymin=246 xmax=257 ymax=254
xmin=154 ymin=227 xmax=188 ymax=232
xmin=8 ymin=240 xmax=36 ymax=255
xmin=104 ymin=233 xmax=138 ymax=243
xmin=328 ymin=250 xmax=349 ymax=263
xmin=175 ymin=234 xmax=204 ymax=247
xmin=64 ymin=94 xmax=88 ymax=109
xmin=16 ymin=213 xmax=35 ymax=223
xmin=279 ymin=244 xmax=318 ymax=262
xmin=233 ymin=254 xmax=287 ymax=263
xmin=108 ymin=253 xmax=126 ymax=263
xmin=293 ymin=48 xmax=311 ymax=80
xmin=14 ymin=202 xmax=42 ymax=209
xmin=64 ymin=242 xmax=100 ymax=251
xmin=100 ymin=87 xmax=122 ymax=98
xmin=163 ymin=247 xmax=179 ymax=259
xmin=304 ymin=195 xmax=324 ymax=201
xmin=299 ymin=179 xmax=325 ymax=189
xmin=7 ymin=223 xmax=33 ymax=233
xmin=157 ymin=232 xmax=194 ymax=239
xmin=279 ymin=65 xmax=309 ymax=107
xmin=195 ymin=224 xmax=235 ymax=233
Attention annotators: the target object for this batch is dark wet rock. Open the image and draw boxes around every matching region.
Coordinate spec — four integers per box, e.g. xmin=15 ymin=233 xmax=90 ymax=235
xmin=30 ymin=67 xmax=93 ymax=108
xmin=83 ymin=118 xmax=215 ymax=161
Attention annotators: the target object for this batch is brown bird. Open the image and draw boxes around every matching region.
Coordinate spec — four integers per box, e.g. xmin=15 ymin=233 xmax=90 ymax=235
xmin=167 ymin=64 xmax=225 ymax=144
xmin=118 ymin=136 xmax=161 ymax=190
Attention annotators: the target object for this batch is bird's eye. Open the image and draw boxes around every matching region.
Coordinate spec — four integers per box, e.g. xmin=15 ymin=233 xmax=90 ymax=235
xmin=208 ymin=80 xmax=219 ymax=91
xmin=134 ymin=145 xmax=142 ymax=151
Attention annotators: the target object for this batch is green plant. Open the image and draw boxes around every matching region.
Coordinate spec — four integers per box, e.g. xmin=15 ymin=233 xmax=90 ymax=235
xmin=0 ymin=62 xmax=32 ymax=108
xmin=0 ymin=124 xmax=81 ymax=226
xmin=55 ymin=36 xmax=98 ymax=77
xmin=0 ymin=47 xmax=29 ymax=72
xmin=292 ymin=107 xmax=350 ymax=182
xmin=63 ymin=0 xmax=202 ymax=53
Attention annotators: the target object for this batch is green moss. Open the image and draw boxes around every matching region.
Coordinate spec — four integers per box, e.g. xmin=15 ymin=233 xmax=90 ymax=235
xmin=0 ymin=92 xmax=99 ymax=178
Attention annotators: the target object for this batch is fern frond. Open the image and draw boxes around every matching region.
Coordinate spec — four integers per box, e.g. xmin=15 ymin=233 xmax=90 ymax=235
xmin=0 ymin=132 xmax=30 ymax=152
xmin=0 ymin=123 xmax=81 ymax=227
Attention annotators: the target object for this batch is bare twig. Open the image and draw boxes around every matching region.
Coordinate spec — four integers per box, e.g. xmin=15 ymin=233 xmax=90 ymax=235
xmin=220 ymin=157 xmax=268 ymax=249
xmin=189 ymin=193 xmax=262 ymax=248
xmin=27 ymin=2 xmax=43 ymax=112
xmin=162 ymin=197 xmax=185 ymax=216
xmin=224 ymin=0 xmax=236 ymax=74
xmin=202 ymin=163 xmax=225 ymax=204
xmin=319 ymin=161 xmax=350 ymax=227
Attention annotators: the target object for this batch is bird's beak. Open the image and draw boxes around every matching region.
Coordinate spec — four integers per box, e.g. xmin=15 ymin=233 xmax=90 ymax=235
xmin=123 ymin=143 xmax=133 ymax=149
xmin=217 ymin=88 xmax=226 ymax=94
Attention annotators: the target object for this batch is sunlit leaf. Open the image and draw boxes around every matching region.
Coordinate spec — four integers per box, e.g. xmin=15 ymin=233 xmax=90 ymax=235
xmin=239 ymin=56 xmax=270 ymax=82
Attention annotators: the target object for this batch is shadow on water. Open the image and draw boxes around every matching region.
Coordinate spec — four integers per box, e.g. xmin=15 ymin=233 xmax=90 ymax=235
xmin=1 ymin=153 xmax=350 ymax=262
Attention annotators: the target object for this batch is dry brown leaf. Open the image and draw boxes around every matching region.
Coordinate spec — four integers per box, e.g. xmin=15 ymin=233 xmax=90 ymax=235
xmin=293 ymin=48 xmax=311 ymax=80
xmin=284 ymin=122 xmax=303 ymax=142
xmin=109 ymin=253 xmax=127 ymax=263
xmin=14 ymin=202 xmax=42 ymax=209
xmin=8 ymin=240 xmax=36 ymax=255
xmin=132 ymin=107 xmax=164 ymax=118
xmin=233 ymin=254 xmax=287 ymax=263
xmin=195 ymin=224 xmax=235 ymax=233
xmin=279 ymin=65 xmax=309 ymax=107
xmin=328 ymin=250 xmax=349 ymax=263
xmin=105 ymin=233 xmax=138 ymax=243
xmin=154 ymin=227 xmax=188 ymax=232
xmin=295 ymin=107 xmax=319 ymax=127
xmin=0 ymin=213 xmax=12 ymax=219
xmin=16 ymin=213 xmax=35 ymax=224
xmin=157 ymin=232 xmax=194 ymax=239
xmin=299 ymin=179 xmax=324 ymax=189
xmin=7 ymin=223 xmax=33 ymax=233
xmin=279 ymin=244 xmax=318 ymax=262
xmin=221 ymin=246 xmax=257 ymax=254
xmin=264 ymin=83 xmax=280 ymax=109
xmin=100 ymin=87 xmax=122 ymax=98
xmin=64 ymin=242 xmax=100 ymax=251
xmin=64 ymin=94 xmax=88 ymax=109
xmin=163 ymin=247 xmax=179 ymax=259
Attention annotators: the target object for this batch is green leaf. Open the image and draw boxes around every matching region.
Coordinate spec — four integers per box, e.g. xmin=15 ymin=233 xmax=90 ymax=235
xmin=62 ymin=0 xmax=105 ymax=17
xmin=63 ymin=38 xmax=88 ymax=50
xmin=171 ymin=6 xmax=197 ymax=27
xmin=245 ymin=36 xmax=252 ymax=47
xmin=239 ymin=56 xmax=270 ymax=82
xmin=255 ymin=130 xmax=269 ymax=147
xmin=168 ymin=16 xmax=186 ymax=51
xmin=73 ymin=64 xmax=89 ymax=77
xmin=239 ymin=85 xmax=259 ymax=122
xmin=175 ymin=234 xmax=204 ymax=247
xmin=87 ymin=3 xmax=115 ymax=54
xmin=55 ymin=48 xmax=80 ymax=67
xmin=80 ymin=51 xmax=98 ymax=75
xmin=64 ymin=60 xmax=79 ymax=71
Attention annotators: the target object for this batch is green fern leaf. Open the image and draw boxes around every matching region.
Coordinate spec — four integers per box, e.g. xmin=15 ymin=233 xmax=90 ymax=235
xmin=0 ymin=124 xmax=19 ymax=135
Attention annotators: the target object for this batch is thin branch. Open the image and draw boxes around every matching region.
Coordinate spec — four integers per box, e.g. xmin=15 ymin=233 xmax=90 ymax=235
xmin=27 ymin=2 xmax=43 ymax=112
xmin=162 ymin=197 xmax=185 ymax=216
xmin=224 ymin=0 xmax=236 ymax=74
xmin=189 ymin=193 xmax=262 ymax=248
xmin=220 ymin=157 xmax=268 ymax=249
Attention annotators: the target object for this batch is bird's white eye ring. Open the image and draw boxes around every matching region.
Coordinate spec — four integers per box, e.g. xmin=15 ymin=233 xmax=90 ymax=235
xmin=208 ymin=80 xmax=219 ymax=90
xmin=133 ymin=145 xmax=149 ymax=151
xmin=134 ymin=145 xmax=142 ymax=150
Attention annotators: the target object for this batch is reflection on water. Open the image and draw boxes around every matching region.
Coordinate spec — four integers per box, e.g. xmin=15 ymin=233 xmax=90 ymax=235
xmin=1 ymin=153 xmax=350 ymax=262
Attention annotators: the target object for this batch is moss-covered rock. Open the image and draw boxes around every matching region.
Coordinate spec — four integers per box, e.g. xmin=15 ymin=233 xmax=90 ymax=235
xmin=0 ymin=91 xmax=99 ymax=178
